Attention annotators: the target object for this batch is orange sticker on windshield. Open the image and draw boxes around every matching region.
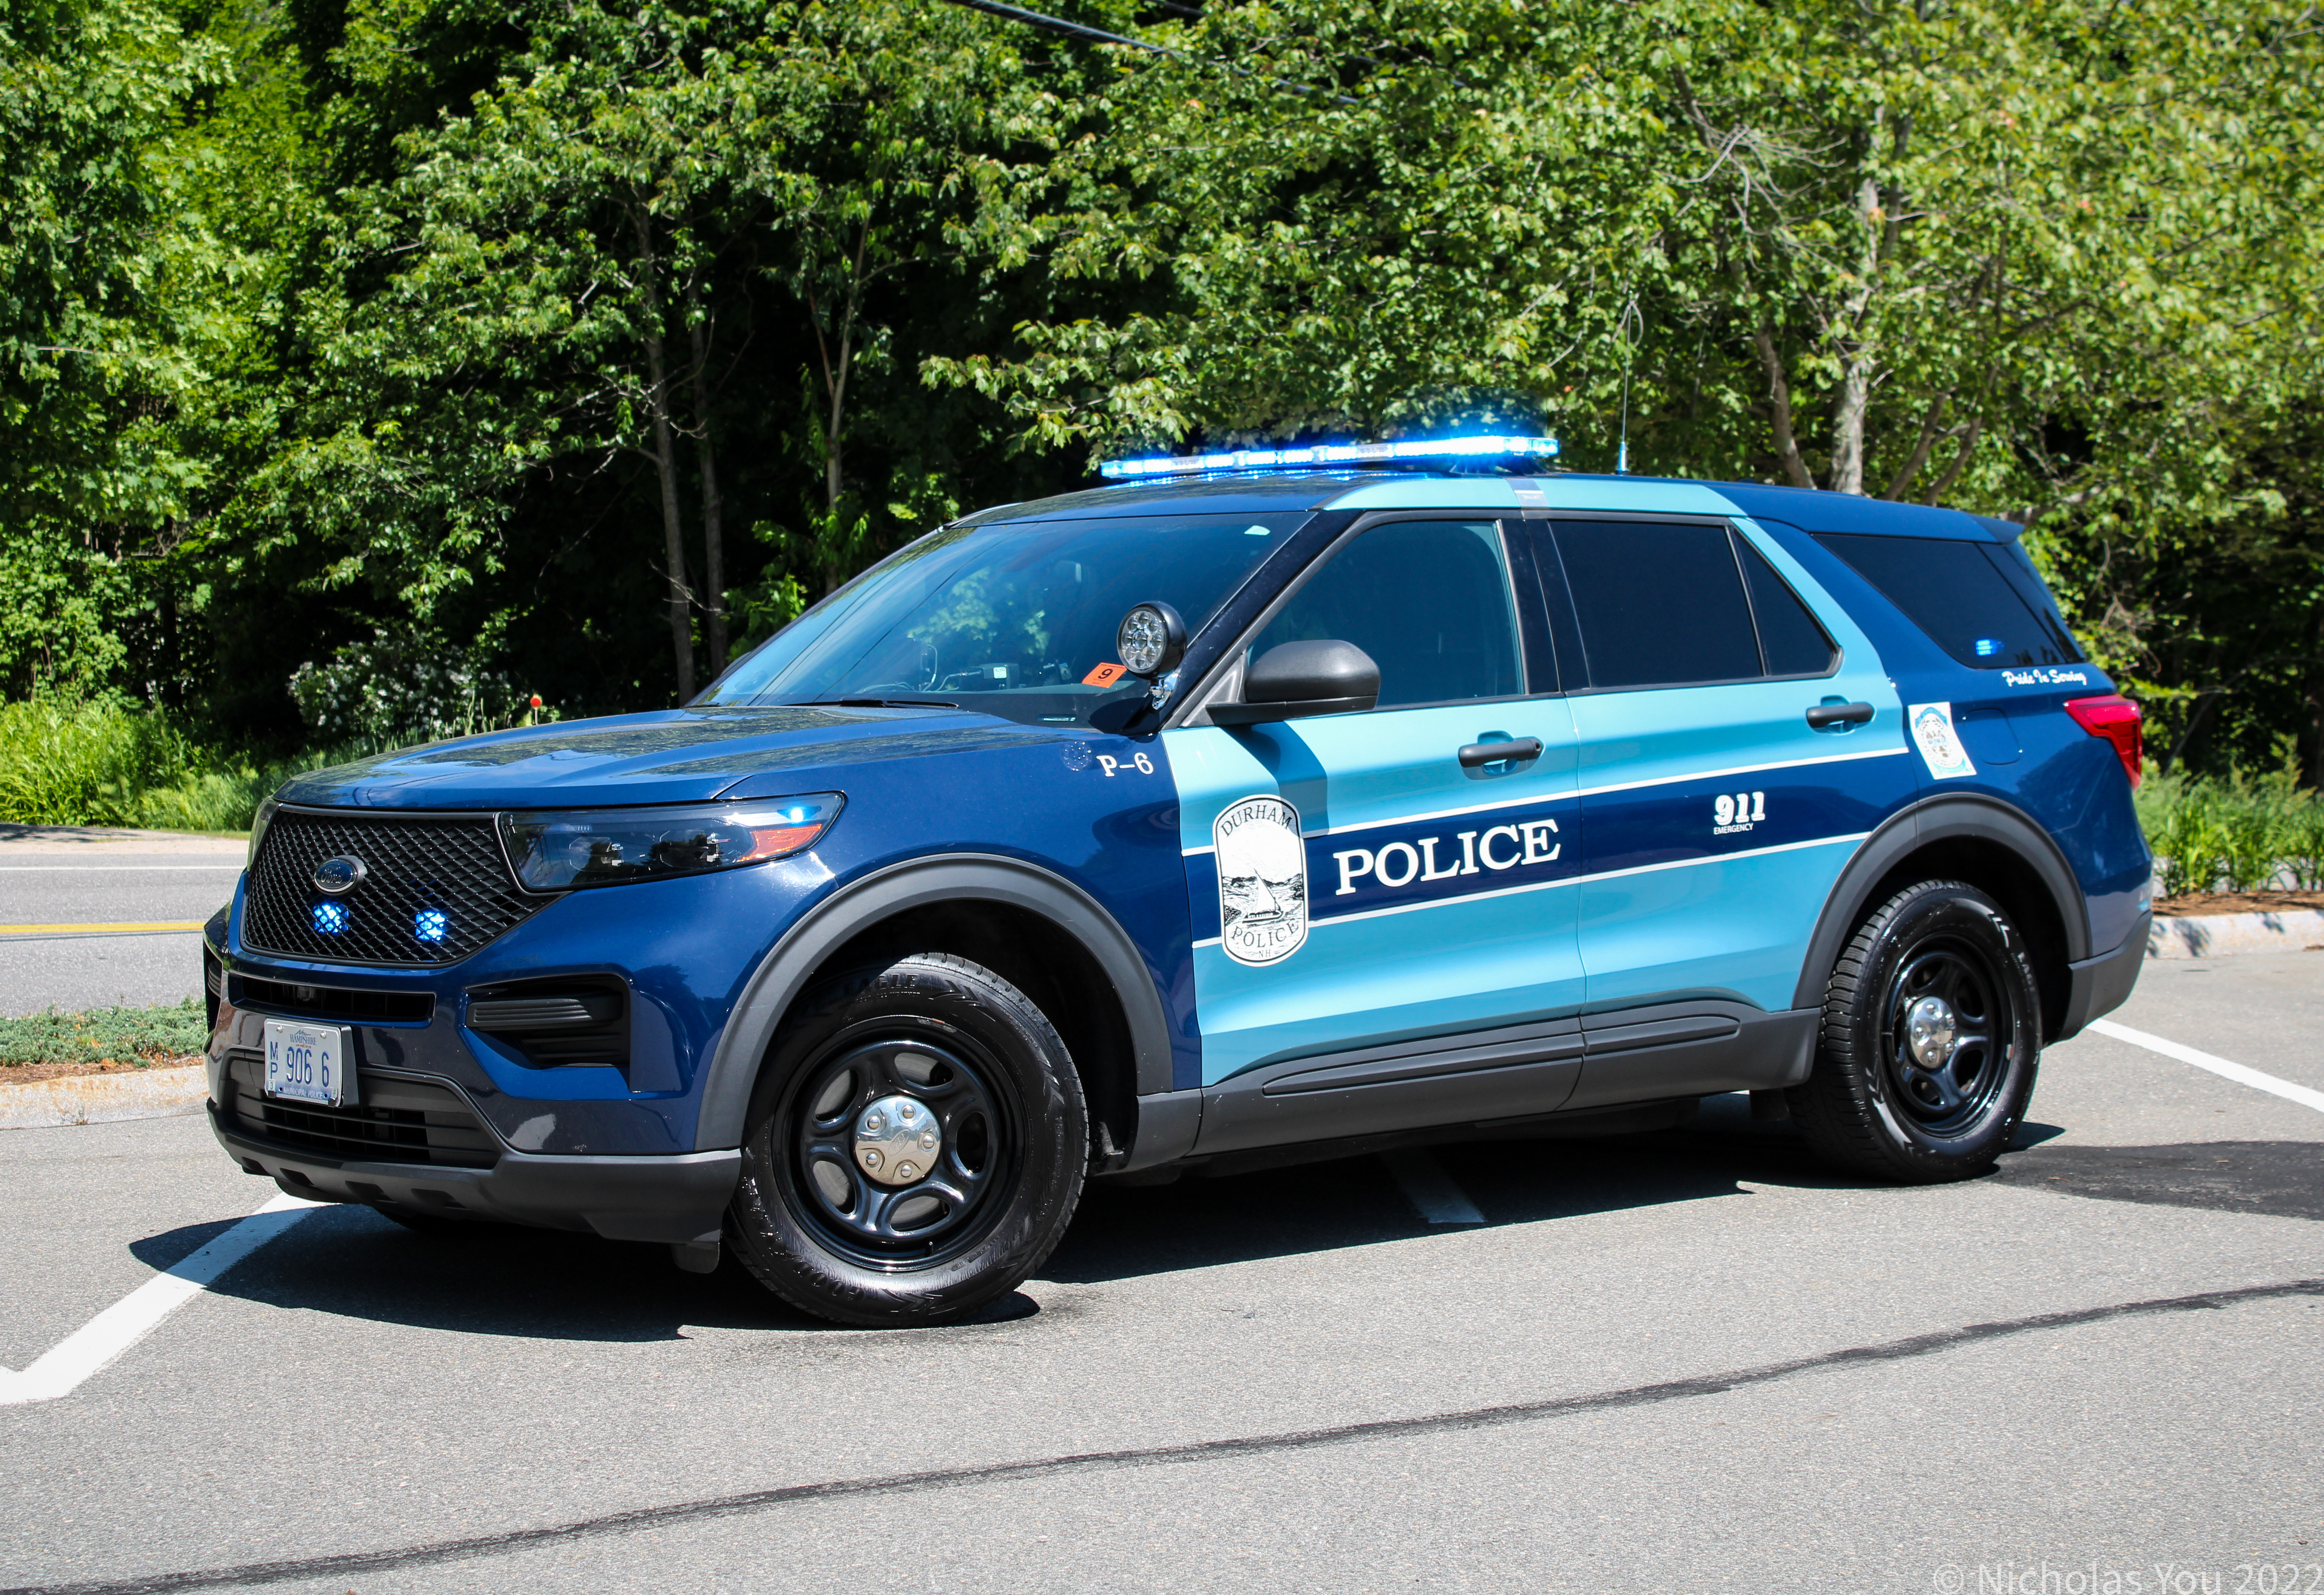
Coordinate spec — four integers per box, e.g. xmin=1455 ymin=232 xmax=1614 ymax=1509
xmin=1082 ymin=662 xmax=1129 ymax=688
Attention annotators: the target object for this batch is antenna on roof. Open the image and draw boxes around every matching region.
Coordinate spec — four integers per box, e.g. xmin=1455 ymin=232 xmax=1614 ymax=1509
xmin=1615 ymin=297 xmax=1642 ymax=476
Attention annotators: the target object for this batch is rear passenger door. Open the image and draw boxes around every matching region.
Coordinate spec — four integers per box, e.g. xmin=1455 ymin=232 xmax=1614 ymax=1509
xmin=1532 ymin=517 xmax=1915 ymax=1031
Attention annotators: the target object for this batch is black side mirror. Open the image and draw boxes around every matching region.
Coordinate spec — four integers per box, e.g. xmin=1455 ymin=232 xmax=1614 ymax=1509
xmin=1208 ymin=640 xmax=1381 ymax=727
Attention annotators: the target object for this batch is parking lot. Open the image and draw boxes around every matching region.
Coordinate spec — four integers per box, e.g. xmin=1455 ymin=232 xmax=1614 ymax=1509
xmin=1 ymin=934 xmax=2320 ymax=1594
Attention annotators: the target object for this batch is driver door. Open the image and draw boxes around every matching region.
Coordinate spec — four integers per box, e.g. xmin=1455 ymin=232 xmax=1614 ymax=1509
xmin=1164 ymin=517 xmax=1585 ymax=1134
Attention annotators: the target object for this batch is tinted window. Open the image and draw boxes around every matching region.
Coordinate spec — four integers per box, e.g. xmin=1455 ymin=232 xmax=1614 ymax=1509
xmin=1816 ymin=534 xmax=2084 ymax=668
xmin=1552 ymin=522 xmax=1761 ymax=689
xmin=703 ymin=511 xmax=1300 ymax=725
xmin=1250 ymin=520 xmax=1522 ymax=709
xmin=1737 ymin=538 xmax=1838 ymax=676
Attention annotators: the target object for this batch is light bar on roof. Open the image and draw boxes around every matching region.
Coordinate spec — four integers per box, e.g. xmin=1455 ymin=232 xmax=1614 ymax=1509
xmin=1098 ymin=435 xmax=1560 ymax=480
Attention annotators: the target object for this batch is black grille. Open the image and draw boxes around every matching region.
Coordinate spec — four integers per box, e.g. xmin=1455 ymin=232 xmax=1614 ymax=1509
xmin=244 ymin=808 xmax=547 ymax=965
xmin=231 ymin=974 xmax=436 ymax=1024
xmin=223 ymin=1055 xmax=498 ymax=1168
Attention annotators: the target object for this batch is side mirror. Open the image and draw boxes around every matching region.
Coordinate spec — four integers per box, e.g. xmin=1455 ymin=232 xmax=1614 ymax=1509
xmin=1209 ymin=640 xmax=1380 ymax=727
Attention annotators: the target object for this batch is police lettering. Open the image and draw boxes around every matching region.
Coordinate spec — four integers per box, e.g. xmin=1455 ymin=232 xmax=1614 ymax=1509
xmin=1334 ymin=817 xmax=1559 ymax=896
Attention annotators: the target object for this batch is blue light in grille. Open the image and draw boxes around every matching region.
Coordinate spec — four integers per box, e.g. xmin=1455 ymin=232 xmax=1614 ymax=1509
xmin=413 ymin=908 xmax=449 ymax=943
xmin=312 ymin=901 xmax=351 ymax=935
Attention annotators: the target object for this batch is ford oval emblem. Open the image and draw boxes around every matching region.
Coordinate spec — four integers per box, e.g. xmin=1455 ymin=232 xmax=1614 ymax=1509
xmin=312 ymin=855 xmax=367 ymax=896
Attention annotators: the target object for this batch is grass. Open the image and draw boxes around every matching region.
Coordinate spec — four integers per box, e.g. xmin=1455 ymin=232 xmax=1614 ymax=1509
xmin=0 ymin=997 xmax=208 ymax=1069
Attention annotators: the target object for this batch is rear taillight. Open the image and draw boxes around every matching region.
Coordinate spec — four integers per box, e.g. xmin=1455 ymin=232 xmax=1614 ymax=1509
xmin=2065 ymin=695 xmax=2143 ymax=788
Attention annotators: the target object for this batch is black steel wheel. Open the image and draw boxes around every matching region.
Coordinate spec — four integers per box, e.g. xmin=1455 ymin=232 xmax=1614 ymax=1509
xmin=726 ymin=953 xmax=1087 ymax=1327
xmin=1788 ymin=879 xmax=2042 ymax=1182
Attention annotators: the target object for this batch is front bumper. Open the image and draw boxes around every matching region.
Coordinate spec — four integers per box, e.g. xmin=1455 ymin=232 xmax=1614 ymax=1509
xmin=210 ymin=1106 xmax=740 ymax=1245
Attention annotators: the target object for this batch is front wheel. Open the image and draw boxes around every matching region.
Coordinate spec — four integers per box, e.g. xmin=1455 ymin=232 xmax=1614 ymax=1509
xmin=1788 ymin=879 xmax=2042 ymax=1182
xmin=725 ymin=953 xmax=1087 ymax=1327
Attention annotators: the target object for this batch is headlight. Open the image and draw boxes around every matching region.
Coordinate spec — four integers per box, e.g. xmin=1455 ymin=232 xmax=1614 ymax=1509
xmin=499 ymin=796 xmax=844 ymax=892
xmin=248 ymin=796 xmax=279 ymax=870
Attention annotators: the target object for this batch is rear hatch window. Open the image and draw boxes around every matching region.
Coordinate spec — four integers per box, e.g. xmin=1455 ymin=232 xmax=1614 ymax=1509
xmin=1814 ymin=533 xmax=2084 ymax=668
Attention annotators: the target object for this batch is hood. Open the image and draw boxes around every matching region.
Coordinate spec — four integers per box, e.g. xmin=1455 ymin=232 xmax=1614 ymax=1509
xmin=274 ymin=705 xmax=1052 ymax=810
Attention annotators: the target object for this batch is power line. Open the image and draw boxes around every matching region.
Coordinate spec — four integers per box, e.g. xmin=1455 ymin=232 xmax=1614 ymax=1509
xmin=932 ymin=0 xmax=1358 ymax=105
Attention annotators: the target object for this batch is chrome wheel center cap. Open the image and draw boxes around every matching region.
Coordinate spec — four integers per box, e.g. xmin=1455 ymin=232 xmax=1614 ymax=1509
xmin=854 ymin=1095 xmax=941 ymax=1186
xmin=1906 ymin=996 xmax=1958 ymax=1068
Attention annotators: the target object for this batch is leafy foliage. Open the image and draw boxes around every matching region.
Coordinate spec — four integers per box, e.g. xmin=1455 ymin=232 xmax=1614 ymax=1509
xmin=2 ymin=0 xmax=2323 ymax=784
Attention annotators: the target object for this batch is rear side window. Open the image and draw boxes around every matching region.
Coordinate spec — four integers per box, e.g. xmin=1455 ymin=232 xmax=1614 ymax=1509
xmin=1815 ymin=533 xmax=2083 ymax=668
xmin=1736 ymin=539 xmax=1840 ymax=677
xmin=1549 ymin=522 xmax=1762 ymax=689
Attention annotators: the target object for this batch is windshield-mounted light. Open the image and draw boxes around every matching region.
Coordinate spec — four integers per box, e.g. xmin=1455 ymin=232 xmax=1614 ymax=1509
xmin=499 ymin=796 xmax=844 ymax=892
xmin=1098 ymin=434 xmax=1559 ymax=480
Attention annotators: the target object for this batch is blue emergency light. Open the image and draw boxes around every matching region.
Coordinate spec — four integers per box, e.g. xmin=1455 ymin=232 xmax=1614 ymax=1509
xmin=1098 ymin=434 xmax=1560 ymax=480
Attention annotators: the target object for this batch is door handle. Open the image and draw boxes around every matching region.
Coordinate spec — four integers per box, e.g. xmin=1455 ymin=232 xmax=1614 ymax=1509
xmin=1805 ymin=701 xmax=1875 ymax=729
xmin=1459 ymin=738 xmax=1543 ymax=768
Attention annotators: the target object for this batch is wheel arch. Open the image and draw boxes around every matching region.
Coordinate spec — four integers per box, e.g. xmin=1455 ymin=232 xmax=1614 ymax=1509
xmin=695 ymin=855 xmax=1175 ymax=1155
xmin=1792 ymin=795 xmax=2090 ymax=1042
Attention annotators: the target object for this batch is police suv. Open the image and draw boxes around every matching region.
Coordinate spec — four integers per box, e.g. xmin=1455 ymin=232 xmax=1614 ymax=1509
xmin=204 ymin=439 xmax=2152 ymax=1326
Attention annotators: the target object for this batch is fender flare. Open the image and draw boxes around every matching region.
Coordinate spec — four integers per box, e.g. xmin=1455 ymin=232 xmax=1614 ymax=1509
xmin=694 ymin=854 xmax=1176 ymax=1148
xmin=1790 ymin=793 xmax=2092 ymax=1012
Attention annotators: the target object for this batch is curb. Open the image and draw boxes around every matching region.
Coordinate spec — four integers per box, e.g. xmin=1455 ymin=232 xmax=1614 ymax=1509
xmin=2148 ymin=909 xmax=2324 ymax=960
xmin=0 ymin=1064 xmax=208 ymax=1130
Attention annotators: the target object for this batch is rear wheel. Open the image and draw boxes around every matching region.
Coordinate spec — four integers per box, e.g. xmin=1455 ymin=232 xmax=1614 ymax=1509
xmin=1788 ymin=879 xmax=2042 ymax=1182
xmin=725 ymin=953 xmax=1087 ymax=1327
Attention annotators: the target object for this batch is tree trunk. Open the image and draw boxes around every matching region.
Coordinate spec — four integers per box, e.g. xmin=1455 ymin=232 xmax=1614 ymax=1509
xmin=2300 ymin=600 xmax=2324 ymax=791
xmin=634 ymin=211 xmax=694 ymax=702
xmin=1828 ymin=174 xmax=1883 ymax=496
xmin=1751 ymin=328 xmax=1814 ymax=490
xmin=684 ymin=279 xmax=727 ymax=677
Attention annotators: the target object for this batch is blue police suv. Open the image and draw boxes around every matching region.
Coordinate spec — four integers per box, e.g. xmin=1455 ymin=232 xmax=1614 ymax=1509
xmin=203 ymin=439 xmax=2152 ymax=1325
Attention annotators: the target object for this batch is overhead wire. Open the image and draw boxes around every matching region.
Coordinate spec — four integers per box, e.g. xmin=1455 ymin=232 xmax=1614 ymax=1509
xmin=932 ymin=0 xmax=1360 ymax=105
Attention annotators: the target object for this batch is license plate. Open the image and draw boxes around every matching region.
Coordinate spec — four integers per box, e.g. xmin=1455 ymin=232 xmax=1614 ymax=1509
xmin=263 ymin=1020 xmax=356 ymax=1107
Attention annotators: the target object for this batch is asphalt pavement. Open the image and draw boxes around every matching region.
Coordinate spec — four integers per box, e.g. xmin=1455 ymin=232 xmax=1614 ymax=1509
xmin=0 ymin=829 xmax=242 ymax=1017
xmin=0 ymin=953 xmax=2319 ymax=1594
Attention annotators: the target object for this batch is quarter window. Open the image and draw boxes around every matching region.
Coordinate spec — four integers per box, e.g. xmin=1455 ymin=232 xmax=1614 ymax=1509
xmin=1248 ymin=520 xmax=1523 ymax=709
xmin=1736 ymin=538 xmax=1840 ymax=677
xmin=1814 ymin=533 xmax=2084 ymax=668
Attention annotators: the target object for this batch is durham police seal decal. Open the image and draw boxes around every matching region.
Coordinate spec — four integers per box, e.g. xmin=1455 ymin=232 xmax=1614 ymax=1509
xmin=1214 ymin=795 xmax=1307 ymax=965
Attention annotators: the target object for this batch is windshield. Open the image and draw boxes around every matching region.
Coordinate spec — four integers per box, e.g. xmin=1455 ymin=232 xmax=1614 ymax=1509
xmin=701 ymin=512 xmax=1307 ymax=726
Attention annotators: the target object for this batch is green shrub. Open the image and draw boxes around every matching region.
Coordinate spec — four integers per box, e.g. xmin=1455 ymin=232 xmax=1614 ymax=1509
xmin=0 ymin=696 xmax=196 ymax=825
xmin=2139 ymin=740 xmax=2324 ymax=896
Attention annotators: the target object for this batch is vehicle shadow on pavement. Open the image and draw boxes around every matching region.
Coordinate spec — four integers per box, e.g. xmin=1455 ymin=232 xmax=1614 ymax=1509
xmin=130 ymin=1203 xmax=836 ymax=1341
xmin=1044 ymin=1116 xmax=1862 ymax=1286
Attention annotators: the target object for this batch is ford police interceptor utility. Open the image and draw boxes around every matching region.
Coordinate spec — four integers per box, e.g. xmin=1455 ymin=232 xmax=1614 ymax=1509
xmin=202 ymin=438 xmax=2152 ymax=1326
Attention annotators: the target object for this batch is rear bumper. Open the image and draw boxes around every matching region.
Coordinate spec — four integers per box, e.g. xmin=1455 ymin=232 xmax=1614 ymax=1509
xmin=209 ymin=1107 xmax=740 ymax=1245
xmin=2055 ymin=908 xmax=2150 ymax=1042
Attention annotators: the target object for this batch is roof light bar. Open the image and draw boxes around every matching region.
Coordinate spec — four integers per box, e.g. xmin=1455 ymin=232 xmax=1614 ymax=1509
xmin=1098 ymin=435 xmax=1560 ymax=480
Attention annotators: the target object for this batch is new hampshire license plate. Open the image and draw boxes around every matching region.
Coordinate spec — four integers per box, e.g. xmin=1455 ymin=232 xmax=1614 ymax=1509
xmin=262 ymin=1020 xmax=356 ymax=1107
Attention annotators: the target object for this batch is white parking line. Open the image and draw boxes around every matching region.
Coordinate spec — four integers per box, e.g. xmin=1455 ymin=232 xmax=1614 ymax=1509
xmin=1383 ymin=1149 xmax=1485 ymax=1224
xmin=0 ymin=1193 xmax=321 ymax=1406
xmin=2088 ymin=1018 xmax=2324 ymax=1115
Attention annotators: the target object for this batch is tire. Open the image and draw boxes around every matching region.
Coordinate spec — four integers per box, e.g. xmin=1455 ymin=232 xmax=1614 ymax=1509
xmin=1787 ymin=879 xmax=2042 ymax=1183
xmin=725 ymin=953 xmax=1088 ymax=1327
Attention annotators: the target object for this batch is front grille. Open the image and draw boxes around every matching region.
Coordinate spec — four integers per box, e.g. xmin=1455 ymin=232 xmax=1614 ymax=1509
xmin=244 ymin=808 xmax=548 ymax=965
xmin=223 ymin=1055 xmax=499 ymax=1168
xmin=231 ymin=974 xmax=436 ymax=1024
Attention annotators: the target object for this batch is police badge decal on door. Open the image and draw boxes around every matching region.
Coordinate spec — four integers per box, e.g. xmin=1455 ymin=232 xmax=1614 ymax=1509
xmin=1214 ymin=796 xmax=1308 ymax=965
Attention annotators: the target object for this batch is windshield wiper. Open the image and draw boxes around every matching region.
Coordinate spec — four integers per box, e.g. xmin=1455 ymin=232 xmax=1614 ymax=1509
xmin=802 ymin=697 xmax=962 ymax=709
